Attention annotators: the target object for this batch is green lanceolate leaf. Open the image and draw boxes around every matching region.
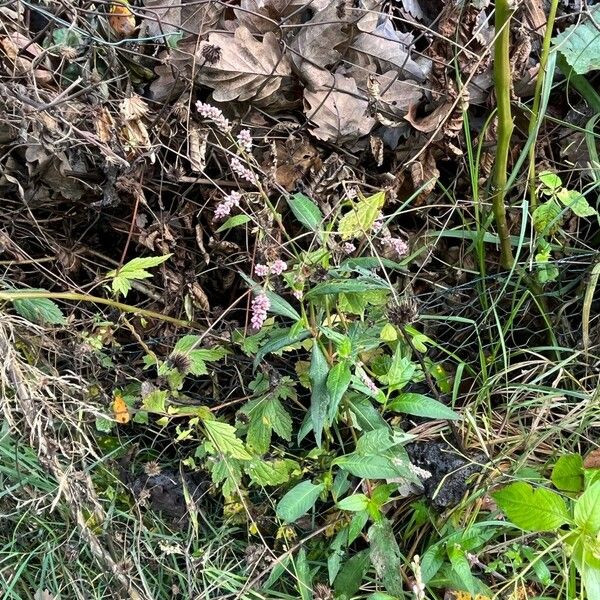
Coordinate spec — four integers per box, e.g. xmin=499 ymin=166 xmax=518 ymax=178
xmin=334 ymin=454 xmax=402 ymax=480
xmin=387 ymin=393 xmax=460 ymax=420
xmin=107 ymin=253 xmax=172 ymax=297
xmin=276 ymin=480 xmax=324 ymax=523
xmin=337 ymin=494 xmax=370 ymax=512
xmin=551 ymin=454 xmax=584 ymax=492
xmin=326 ymin=361 xmax=352 ymax=423
xmin=492 ymin=482 xmax=570 ymax=531
xmin=310 ymin=342 xmax=331 ymax=447
xmin=334 ymin=549 xmax=371 ymax=598
xmin=288 ymin=193 xmax=323 ymax=231
xmin=305 ymin=277 xmax=389 ymax=298
xmin=295 ymin=548 xmax=312 ymax=600
xmin=254 ymin=327 xmax=311 ymax=368
xmin=216 ymin=214 xmax=252 ymax=232
xmin=368 ymin=518 xmax=404 ymax=596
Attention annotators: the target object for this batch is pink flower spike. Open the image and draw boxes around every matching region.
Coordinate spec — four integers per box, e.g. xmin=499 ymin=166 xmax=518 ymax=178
xmin=250 ymin=293 xmax=270 ymax=330
xmin=237 ymin=129 xmax=253 ymax=153
xmin=230 ymin=157 xmax=257 ymax=185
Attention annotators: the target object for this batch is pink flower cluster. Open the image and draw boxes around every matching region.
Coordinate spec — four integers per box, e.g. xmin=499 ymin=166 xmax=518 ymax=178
xmin=254 ymin=259 xmax=287 ymax=277
xmin=196 ymin=101 xmax=231 ymax=133
xmin=341 ymin=242 xmax=356 ymax=254
xmin=237 ymin=129 xmax=252 ymax=153
xmin=381 ymin=233 xmax=409 ymax=258
xmin=213 ymin=191 xmax=242 ymax=221
xmin=230 ymin=157 xmax=257 ymax=185
xmin=250 ymin=293 xmax=270 ymax=330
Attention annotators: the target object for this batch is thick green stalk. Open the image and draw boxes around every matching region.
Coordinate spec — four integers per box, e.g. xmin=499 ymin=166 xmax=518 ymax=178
xmin=0 ymin=290 xmax=201 ymax=330
xmin=528 ymin=0 xmax=560 ymax=210
xmin=492 ymin=0 xmax=515 ymax=269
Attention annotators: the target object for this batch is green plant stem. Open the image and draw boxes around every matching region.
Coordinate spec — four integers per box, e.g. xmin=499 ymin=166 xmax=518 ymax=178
xmin=0 ymin=290 xmax=202 ymax=330
xmin=492 ymin=0 xmax=515 ymax=270
xmin=528 ymin=0 xmax=560 ymax=211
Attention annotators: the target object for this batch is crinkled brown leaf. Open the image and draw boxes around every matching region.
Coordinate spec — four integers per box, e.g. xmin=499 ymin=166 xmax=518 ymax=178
xmin=140 ymin=0 xmax=181 ymax=38
xmin=290 ymin=0 xmax=354 ymax=71
xmin=303 ymin=68 xmax=376 ymax=144
xmin=350 ymin=19 xmax=428 ymax=81
xmin=196 ymin=27 xmax=291 ymax=104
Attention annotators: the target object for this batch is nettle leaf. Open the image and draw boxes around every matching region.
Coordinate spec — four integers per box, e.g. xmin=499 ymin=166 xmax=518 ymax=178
xmin=288 ymin=193 xmax=323 ymax=231
xmin=247 ymin=458 xmax=298 ymax=486
xmin=574 ymin=481 xmax=600 ymax=534
xmin=552 ymin=4 xmax=600 ymax=75
xmin=387 ymin=393 xmax=460 ymax=420
xmin=551 ymin=454 xmax=584 ymax=492
xmin=276 ymin=480 xmax=324 ymax=523
xmin=533 ymin=200 xmax=562 ymax=235
xmin=210 ymin=456 xmax=243 ymax=498
xmin=338 ymin=191 xmax=386 ymax=240
xmin=556 ymin=188 xmax=597 ymax=218
xmin=539 ymin=170 xmax=562 ymax=191
xmin=13 ymin=295 xmax=65 ymax=325
xmin=493 ymin=482 xmax=570 ymax=531
xmin=368 ymin=518 xmax=404 ymax=596
xmin=241 ymin=395 xmax=293 ymax=454
xmin=203 ymin=420 xmax=252 ymax=460
xmin=310 ymin=343 xmax=331 ymax=447
xmin=379 ymin=348 xmax=416 ymax=391
xmin=142 ymin=389 xmax=168 ymax=413
xmin=171 ymin=335 xmax=229 ymax=376
xmin=107 ymin=254 xmax=172 ymax=297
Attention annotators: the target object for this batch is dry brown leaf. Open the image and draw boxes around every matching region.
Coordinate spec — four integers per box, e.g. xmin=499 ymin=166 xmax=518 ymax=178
xmin=290 ymin=0 xmax=354 ymax=71
xmin=149 ymin=40 xmax=197 ymax=101
xmin=304 ymin=69 xmax=376 ymax=144
xmin=349 ymin=19 xmax=428 ymax=81
xmin=197 ymin=27 xmax=291 ymax=104
xmin=109 ymin=0 xmax=138 ymax=39
xmin=188 ymin=126 xmax=208 ymax=173
xmin=272 ymin=138 xmax=321 ymax=191
xmin=234 ymin=0 xmax=304 ymax=33
xmin=140 ymin=0 xmax=181 ymax=39
xmin=584 ymin=449 xmax=600 ymax=469
xmin=405 ymin=101 xmax=454 ymax=133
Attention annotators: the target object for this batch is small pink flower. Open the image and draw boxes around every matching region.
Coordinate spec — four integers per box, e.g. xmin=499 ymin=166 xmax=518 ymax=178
xmin=237 ymin=129 xmax=253 ymax=153
xmin=230 ymin=157 xmax=257 ymax=185
xmin=372 ymin=214 xmax=384 ymax=233
xmin=292 ymin=289 xmax=303 ymax=300
xmin=254 ymin=264 xmax=269 ymax=277
xmin=270 ymin=259 xmax=287 ymax=275
xmin=360 ymin=371 xmax=379 ymax=394
xmin=382 ymin=235 xmax=409 ymax=258
xmin=196 ymin=101 xmax=231 ymax=133
xmin=250 ymin=293 xmax=270 ymax=330
xmin=341 ymin=242 xmax=356 ymax=254
xmin=213 ymin=191 xmax=242 ymax=221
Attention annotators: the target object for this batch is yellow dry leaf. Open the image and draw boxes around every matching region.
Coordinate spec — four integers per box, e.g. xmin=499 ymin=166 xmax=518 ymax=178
xmin=112 ymin=393 xmax=130 ymax=424
xmin=109 ymin=0 xmax=137 ymax=39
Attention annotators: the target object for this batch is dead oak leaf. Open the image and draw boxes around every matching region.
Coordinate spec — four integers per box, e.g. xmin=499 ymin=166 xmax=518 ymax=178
xmin=303 ymin=69 xmax=376 ymax=144
xmin=197 ymin=27 xmax=291 ymax=104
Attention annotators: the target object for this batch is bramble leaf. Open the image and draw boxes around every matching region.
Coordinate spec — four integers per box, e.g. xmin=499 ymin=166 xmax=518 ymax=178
xmin=107 ymin=254 xmax=172 ymax=297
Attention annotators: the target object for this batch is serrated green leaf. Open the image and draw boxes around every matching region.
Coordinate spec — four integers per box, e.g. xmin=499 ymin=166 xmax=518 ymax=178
xmin=492 ymin=482 xmax=570 ymax=531
xmin=338 ymin=191 xmax=386 ymax=240
xmin=387 ymin=393 xmax=460 ymax=420
xmin=203 ymin=420 xmax=251 ymax=460
xmin=368 ymin=518 xmax=403 ymax=596
xmin=209 ymin=456 xmax=243 ymax=497
xmin=216 ymin=214 xmax=252 ymax=232
xmin=552 ymin=5 xmax=600 ymax=75
xmin=539 ymin=171 xmax=562 ymax=191
xmin=13 ymin=295 xmax=65 ymax=325
xmin=551 ymin=454 xmax=584 ymax=492
xmin=247 ymin=458 xmax=297 ymax=486
xmin=575 ymin=481 xmax=600 ymax=533
xmin=557 ymin=188 xmax=597 ymax=217
xmin=288 ymin=193 xmax=323 ymax=231
xmin=241 ymin=395 xmax=292 ymax=455
xmin=532 ymin=200 xmax=562 ymax=235
xmin=310 ymin=343 xmax=330 ymax=447
xmin=143 ymin=390 xmax=168 ymax=413
xmin=276 ymin=480 xmax=324 ymax=523
xmin=107 ymin=254 xmax=172 ymax=297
